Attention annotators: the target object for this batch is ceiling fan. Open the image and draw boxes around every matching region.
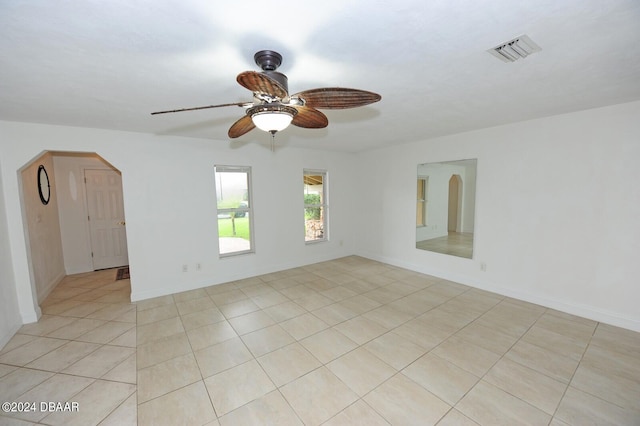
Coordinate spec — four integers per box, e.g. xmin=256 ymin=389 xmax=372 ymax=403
xmin=151 ymin=50 xmax=381 ymax=139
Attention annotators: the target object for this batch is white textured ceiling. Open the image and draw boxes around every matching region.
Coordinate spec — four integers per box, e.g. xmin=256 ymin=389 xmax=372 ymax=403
xmin=1 ymin=0 xmax=639 ymax=152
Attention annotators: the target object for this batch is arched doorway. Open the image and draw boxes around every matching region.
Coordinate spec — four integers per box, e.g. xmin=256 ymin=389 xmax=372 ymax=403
xmin=448 ymin=174 xmax=462 ymax=232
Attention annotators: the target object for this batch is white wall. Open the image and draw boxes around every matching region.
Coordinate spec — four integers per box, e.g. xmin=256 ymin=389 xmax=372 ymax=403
xmin=356 ymin=101 xmax=640 ymax=332
xmin=0 ymin=161 xmax=22 ymax=348
xmin=0 ymin=122 xmax=357 ymax=322
xmin=53 ymin=154 xmax=116 ymax=274
xmin=20 ymin=153 xmax=66 ymax=302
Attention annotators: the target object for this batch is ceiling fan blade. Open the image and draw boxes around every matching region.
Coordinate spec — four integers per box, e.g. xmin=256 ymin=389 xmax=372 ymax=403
xmin=294 ymin=88 xmax=381 ymax=109
xmin=151 ymin=102 xmax=249 ymax=115
xmin=237 ymin=71 xmax=288 ymax=99
xmin=291 ymin=106 xmax=329 ymax=129
xmin=228 ymin=114 xmax=255 ymax=138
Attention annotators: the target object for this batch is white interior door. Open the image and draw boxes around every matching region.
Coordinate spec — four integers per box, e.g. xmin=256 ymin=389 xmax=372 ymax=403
xmin=85 ymin=169 xmax=129 ymax=269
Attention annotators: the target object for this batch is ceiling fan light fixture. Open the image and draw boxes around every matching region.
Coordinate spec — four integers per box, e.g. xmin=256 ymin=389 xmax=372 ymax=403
xmin=248 ymin=104 xmax=298 ymax=132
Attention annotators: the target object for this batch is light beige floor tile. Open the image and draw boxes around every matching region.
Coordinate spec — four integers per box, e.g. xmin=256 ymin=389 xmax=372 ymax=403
xmin=327 ymin=347 xmax=396 ymax=396
xmin=319 ymin=286 xmax=358 ymax=302
xmin=362 ymin=304 xmax=414 ymax=329
xmin=311 ymin=303 xmax=358 ymax=326
xmin=109 ymin=326 xmax=136 ymax=347
xmin=180 ymin=307 xmax=226 ymax=330
xmin=364 ymin=331 xmax=426 ymax=370
xmin=324 ymin=400 xmax=390 ymax=426
xmin=280 ymin=366 xmax=358 ymax=425
xmin=363 ymin=373 xmax=450 ymax=426
xmin=263 ymin=301 xmax=307 ymax=323
xmin=0 ymin=337 xmax=67 ymax=366
xmin=393 ymin=319 xmax=450 ymax=351
xmin=102 ymin=352 xmax=136 ymax=384
xmin=172 ymin=288 xmax=209 ymax=303
xmin=241 ymin=284 xmax=274 ymax=298
xmin=300 ymin=328 xmax=359 ymax=364
xmin=8 ymin=373 xmax=94 ymax=422
xmin=40 ymin=379 xmax=135 ymax=426
xmin=402 ymin=352 xmax=479 ymax=405
xmin=41 ymin=299 xmax=86 ymax=315
xmin=137 ymin=353 xmax=201 ymax=403
xmin=136 ymin=303 xmax=178 ymax=326
xmin=26 ymin=341 xmax=101 ymax=372
xmin=0 ymin=363 xmax=17 ymax=379
xmin=268 ymin=276 xmax=303 ymax=290
xmin=590 ymin=323 xmax=640 ymax=358
xmin=218 ymin=299 xmax=260 ymax=319
xmin=194 ymin=336 xmax=253 ymax=378
xmin=241 ymin=324 xmax=295 ymax=357
xmin=505 ymin=340 xmax=580 ymax=384
xmin=229 ymin=310 xmax=276 ymax=335
xmin=18 ymin=315 xmax=76 ymax=336
xmin=570 ymin=345 xmax=640 ymax=409
xmin=280 ymin=312 xmax=329 ymax=340
xmin=98 ymin=392 xmax=136 ymax=426
xmin=279 ymin=284 xmax=316 ymax=300
xmin=45 ymin=318 xmax=106 ymax=340
xmin=337 ymin=294 xmax=382 ymax=314
xmin=210 ymin=289 xmax=248 ymax=306
xmin=176 ymin=296 xmax=216 ymax=316
xmin=137 ymin=332 xmax=192 ymax=369
xmin=294 ymin=293 xmax=334 ymax=311
xmin=136 ymin=316 xmax=184 ymax=346
xmin=555 ymin=386 xmax=640 ymax=426
xmin=521 ymin=325 xmax=588 ymax=360
xmin=251 ymin=290 xmax=289 ymax=309
xmin=333 ymin=316 xmax=388 ymax=345
xmin=484 ymin=357 xmax=567 ymax=415
xmin=436 ymin=409 xmax=480 ymax=426
xmin=186 ymin=321 xmax=237 ymax=351
xmin=534 ymin=313 xmax=596 ymax=342
xmin=453 ymin=322 xmax=518 ymax=356
xmin=0 ymin=334 xmax=37 ymax=355
xmin=204 ymin=359 xmax=276 ymax=416
xmin=63 ymin=344 xmax=135 ymax=378
xmin=75 ymin=320 xmax=134 ymax=344
xmin=431 ymin=336 xmax=500 ymax=377
xmin=218 ymin=390 xmax=303 ymax=426
xmin=258 ymin=342 xmax=322 ymax=387
xmin=0 ymin=368 xmax=54 ymax=402
xmin=138 ymin=381 xmax=216 ymax=426
xmin=58 ymin=301 xmax=108 ymax=318
xmin=456 ymin=381 xmax=551 ymax=426
xmin=135 ymin=294 xmax=175 ymax=312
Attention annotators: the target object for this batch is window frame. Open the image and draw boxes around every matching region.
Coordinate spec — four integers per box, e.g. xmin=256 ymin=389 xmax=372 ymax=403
xmin=214 ymin=165 xmax=255 ymax=257
xmin=303 ymin=169 xmax=328 ymax=244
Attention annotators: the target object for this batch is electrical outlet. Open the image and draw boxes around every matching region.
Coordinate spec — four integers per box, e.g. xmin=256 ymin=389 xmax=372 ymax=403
xmin=196 ymin=263 xmax=201 ymax=271
xmin=182 ymin=264 xmax=188 ymax=272
xmin=480 ymin=262 xmax=487 ymax=272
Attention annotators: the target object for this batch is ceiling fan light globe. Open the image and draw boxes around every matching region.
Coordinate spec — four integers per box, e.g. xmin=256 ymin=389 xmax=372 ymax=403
xmin=248 ymin=105 xmax=297 ymax=132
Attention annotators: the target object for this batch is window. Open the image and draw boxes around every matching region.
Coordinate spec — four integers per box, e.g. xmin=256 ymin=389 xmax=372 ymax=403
xmin=417 ymin=177 xmax=427 ymax=227
xmin=304 ymin=170 xmax=327 ymax=242
xmin=214 ymin=165 xmax=254 ymax=256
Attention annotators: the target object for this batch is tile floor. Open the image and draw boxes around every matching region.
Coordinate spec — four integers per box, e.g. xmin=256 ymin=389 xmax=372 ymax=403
xmin=416 ymin=232 xmax=474 ymax=259
xmin=1 ymin=256 xmax=639 ymax=425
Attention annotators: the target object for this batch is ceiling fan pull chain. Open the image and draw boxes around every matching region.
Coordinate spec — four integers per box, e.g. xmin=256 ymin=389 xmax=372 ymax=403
xmin=270 ymin=130 xmax=276 ymax=152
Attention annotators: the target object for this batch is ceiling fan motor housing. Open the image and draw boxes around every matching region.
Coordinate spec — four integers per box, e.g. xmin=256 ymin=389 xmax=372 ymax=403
xmin=254 ymin=50 xmax=289 ymax=94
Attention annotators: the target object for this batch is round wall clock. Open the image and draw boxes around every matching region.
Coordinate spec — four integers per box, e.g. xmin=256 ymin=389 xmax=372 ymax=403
xmin=37 ymin=165 xmax=50 ymax=205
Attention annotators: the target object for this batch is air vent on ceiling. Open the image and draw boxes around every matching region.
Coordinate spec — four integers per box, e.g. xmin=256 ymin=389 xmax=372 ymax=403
xmin=488 ymin=35 xmax=541 ymax=63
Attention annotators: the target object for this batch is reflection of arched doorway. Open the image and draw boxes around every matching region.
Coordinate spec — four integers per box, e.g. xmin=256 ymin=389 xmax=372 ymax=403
xmin=448 ymin=174 xmax=462 ymax=232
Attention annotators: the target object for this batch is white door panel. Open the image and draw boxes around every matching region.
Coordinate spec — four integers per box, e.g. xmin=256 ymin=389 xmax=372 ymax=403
xmin=85 ymin=169 xmax=129 ymax=269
